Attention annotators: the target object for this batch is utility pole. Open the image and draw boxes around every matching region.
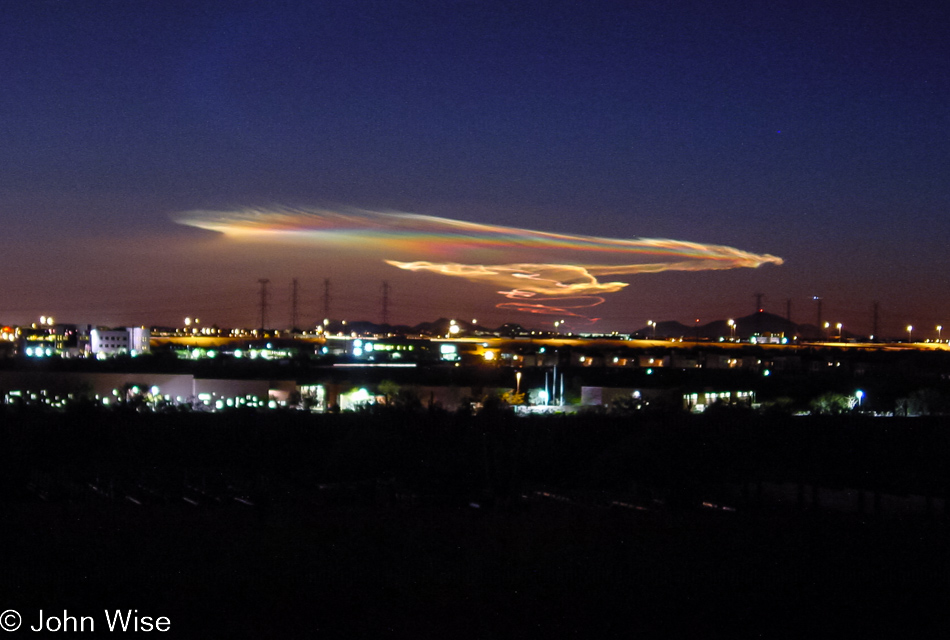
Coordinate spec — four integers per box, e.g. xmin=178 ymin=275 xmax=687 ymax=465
xmin=290 ymin=278 xmax=299 ymax=330
xmin=813 ymin=296 xmax=822 ymax=329
xmin=753 ymin=293 xmax=765 ymax=313
xmin=258 ymin=279 xmax=270 ymax=330
xmin=381 ymin=281 xmax=390 ymax=325
xmin=323 ymin=278 xmax=331 ymax=320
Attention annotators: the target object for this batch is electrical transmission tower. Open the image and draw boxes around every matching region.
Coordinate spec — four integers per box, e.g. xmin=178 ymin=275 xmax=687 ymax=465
xmin=381 ymin=281 xmax=390 ymax=325
xmin=258 ymin=279 xmax=270 ymax=329
xmin=290 ymin=278 xmax=299 ymax=330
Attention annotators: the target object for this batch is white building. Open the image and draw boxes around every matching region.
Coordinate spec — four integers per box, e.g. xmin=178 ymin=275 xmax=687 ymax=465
xmin=89 ymin=327 xmax=150 ymax=357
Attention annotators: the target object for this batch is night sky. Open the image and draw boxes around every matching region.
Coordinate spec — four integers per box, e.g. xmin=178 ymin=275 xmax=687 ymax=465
xmin=2 ymin=0 xmax=948 ymax=336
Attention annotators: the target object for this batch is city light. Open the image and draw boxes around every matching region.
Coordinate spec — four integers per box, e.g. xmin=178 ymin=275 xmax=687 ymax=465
xmin=5 ymin=300 xmax=950 ymax=416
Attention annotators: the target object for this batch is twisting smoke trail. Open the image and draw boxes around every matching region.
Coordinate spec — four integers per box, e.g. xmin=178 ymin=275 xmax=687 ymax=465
xmin=177 ymin=206 xmax=783 ymax=321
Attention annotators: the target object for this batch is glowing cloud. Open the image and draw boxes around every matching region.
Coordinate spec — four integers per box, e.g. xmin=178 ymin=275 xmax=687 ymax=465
xmin=177 ymin=206 xmax=783 ymax=321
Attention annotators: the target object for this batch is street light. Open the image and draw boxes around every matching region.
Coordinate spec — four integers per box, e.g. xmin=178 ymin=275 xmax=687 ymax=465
xmin=855 ymin=389 xmax=864 ymax=408
xmin=647 ymin=320 xmax=656 ymax=338
xmin=836 ymin=323 xmax=842 ymax=340
xmin=938 ymin=325 xmax=943 ymax=342
xmin=728 ymin=319 xmax=735 ymax=340
xmin=907 ymin=325 xmax=913 ymax=342
xmin=515 ymin=371 xmax=522 ymax=396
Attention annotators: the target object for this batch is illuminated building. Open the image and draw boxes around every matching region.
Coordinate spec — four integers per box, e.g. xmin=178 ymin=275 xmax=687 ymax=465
xmin=90 ymin=327 xmax=150 ymax=357
xmin=0 ymin=370 xmax=300 ymax=412
xmin=19 ymin=323 xmax=88 ymax=358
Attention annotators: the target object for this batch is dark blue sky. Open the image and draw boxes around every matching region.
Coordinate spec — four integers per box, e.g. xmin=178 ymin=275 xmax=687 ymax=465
xmin=2 ymin=0 xmax=948 ymax=335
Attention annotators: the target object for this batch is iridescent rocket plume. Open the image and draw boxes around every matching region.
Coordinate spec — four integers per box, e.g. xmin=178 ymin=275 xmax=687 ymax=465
xmin=177 ymin=206 xmax=783 ymax=320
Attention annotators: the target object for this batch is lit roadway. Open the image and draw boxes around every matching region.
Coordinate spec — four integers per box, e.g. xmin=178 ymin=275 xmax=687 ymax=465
xmin=152 ymin=332 xmax=950 ymax=355
xmin=435 ymin=336 xmax=950 ymax=355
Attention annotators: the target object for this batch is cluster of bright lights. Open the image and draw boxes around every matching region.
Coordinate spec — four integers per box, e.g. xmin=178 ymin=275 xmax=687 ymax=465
xmin=687 ymin=390 xmax=755 ymax=413
xmin=177 ymin=206 xmax=783 ymax=321
xmin=3 ymin=385 xmax=304 ymax=413
xmin=339 ymin=387 xmax=374 ymax=411
xmin=195 ymin=392 xmax=279 ymax=411
xmin=179 ymin=344 xmax=294 ymax=361
xmin=5 ymin=389 xmax=69 ymax=409
xmin=349 ymin=338 xmax=413 ymax=358
xmin=439 ymin=344 xmax=458 ymax=361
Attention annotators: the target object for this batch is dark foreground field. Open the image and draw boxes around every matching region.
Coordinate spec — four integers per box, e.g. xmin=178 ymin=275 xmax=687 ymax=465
xmin=4 ymin=497 xmax=948 ymax=639
xmin=2 ymin=407 xmax=949 ymax=638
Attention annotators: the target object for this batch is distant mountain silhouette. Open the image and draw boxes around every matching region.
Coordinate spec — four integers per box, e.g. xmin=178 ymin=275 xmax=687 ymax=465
xmin=636 ymin=311 xmax=818 ymax=340
xmin=316 ymin=311 xmax=852 ymax=341
xmin=730 ymin=311 xmax=798 ymax=337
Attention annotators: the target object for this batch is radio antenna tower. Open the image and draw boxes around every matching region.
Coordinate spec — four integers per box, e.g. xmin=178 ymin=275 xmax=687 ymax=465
xmin=381 ymin=281 xmax=390 ymax=325
xmin=258 ymin=278 xmax=270 ymax=329
xmin=872 ymin=301 xmax=880 ymax=340
xmin=753 ymin=292 xmax=765 ymax=313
